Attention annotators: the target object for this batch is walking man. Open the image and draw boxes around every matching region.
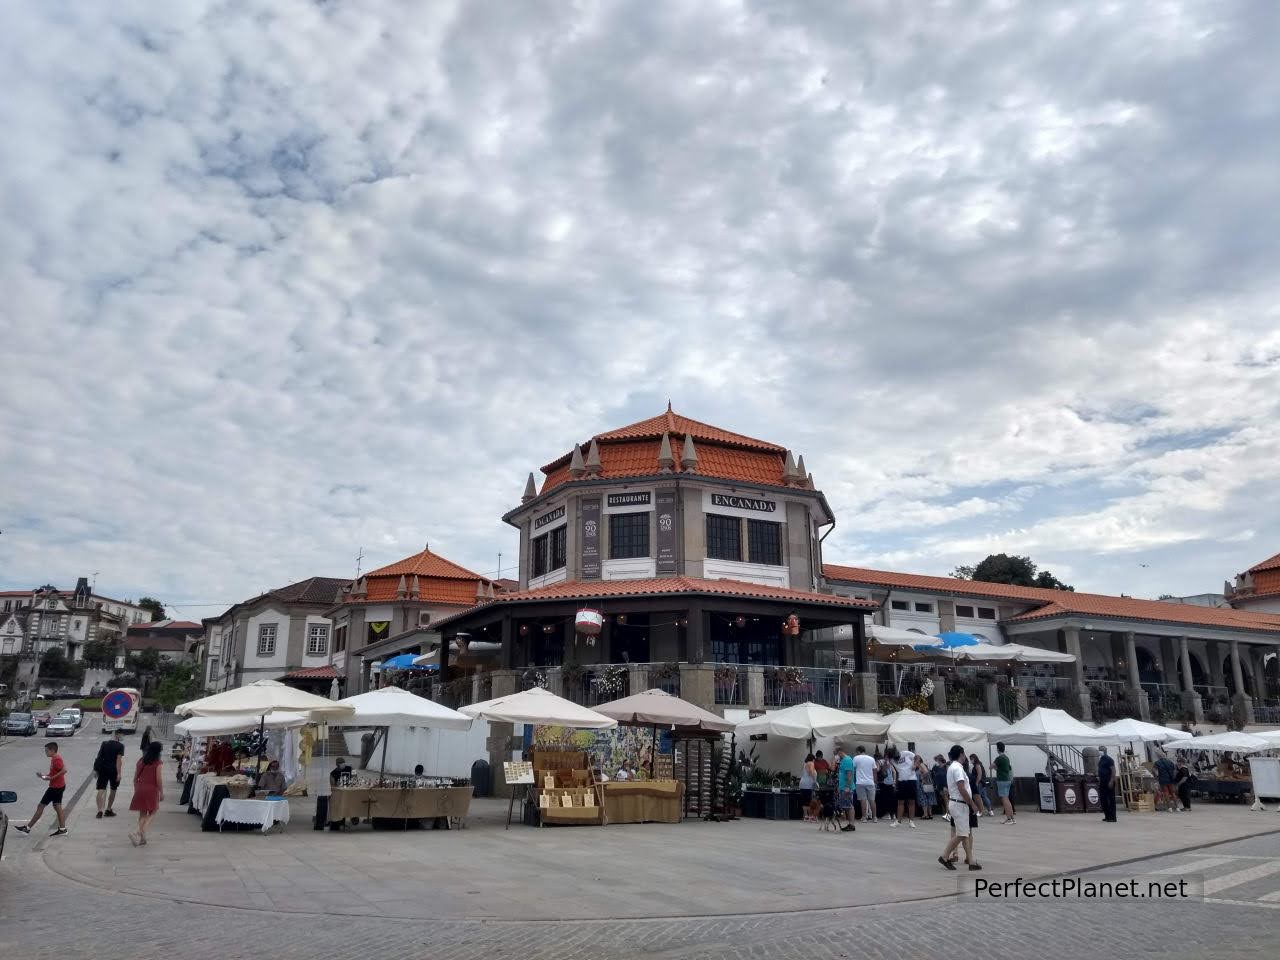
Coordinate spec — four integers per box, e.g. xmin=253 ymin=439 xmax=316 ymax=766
xmin=994 ymin=740 xmax=1016 ymax=824
xmin=15 ymin=742 xmax=69 ymax=838
xmin=1097 ymin=746 xmax=1117 ymax=822
xmin=894 ymin=742 xmax=920 ymax=828
xmin=853 ymin=745 xmax=877 ymax=823
xmin=95 ymin=730 xmax=126 ymax=818
xmin=939 ymin=744 xmax=981 ymax=871
xmin=835 ymin=746 xmax=857 ymax=832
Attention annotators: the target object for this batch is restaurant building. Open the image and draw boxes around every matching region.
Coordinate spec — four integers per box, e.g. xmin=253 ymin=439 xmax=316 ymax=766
xmin=423 ymin=406 xmax=877 ymax=712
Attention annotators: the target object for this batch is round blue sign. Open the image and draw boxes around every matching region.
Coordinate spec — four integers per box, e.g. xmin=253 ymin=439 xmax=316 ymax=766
xmin=102 ymin=690 xmax=135 ymax=719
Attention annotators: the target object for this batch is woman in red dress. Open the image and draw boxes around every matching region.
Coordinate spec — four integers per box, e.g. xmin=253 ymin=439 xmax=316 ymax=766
xmin=129 ymin=741 xmax=164 ymax=846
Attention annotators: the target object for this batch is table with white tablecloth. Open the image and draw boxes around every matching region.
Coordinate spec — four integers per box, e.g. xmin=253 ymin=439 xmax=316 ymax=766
xmin=213 ymin=798 xmax=290 ymax=833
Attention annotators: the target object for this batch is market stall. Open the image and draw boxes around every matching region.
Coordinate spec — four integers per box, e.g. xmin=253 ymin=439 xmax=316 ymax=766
xmin=460 ymin=687 xmax=616 ymax=828
xmin=592 ymin=688 xmax=731 ymax=824
xmin=1093 ymin=719 xmax=1192 ymax=811
xmin=1164 ymin=730 xmax=1274 ymax=806
xmin=327 ymin=686 xmax=475 ymax=830
xmin=994 ymin=707 xmax=1113 ymax=814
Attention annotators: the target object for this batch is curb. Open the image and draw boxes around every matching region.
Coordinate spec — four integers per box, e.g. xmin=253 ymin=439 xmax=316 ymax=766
xmin=38 ymin=821 xmax=1280 ymax=925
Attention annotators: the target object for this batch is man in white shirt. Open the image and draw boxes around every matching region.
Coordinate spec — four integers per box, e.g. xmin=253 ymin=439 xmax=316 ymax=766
xmin=893 ymin=744 xmax=919 ymax=828
xmin=853 ymin=746 xmax=877 ymax=823
xmin=939 ymin=744 xmax=981 ymax=871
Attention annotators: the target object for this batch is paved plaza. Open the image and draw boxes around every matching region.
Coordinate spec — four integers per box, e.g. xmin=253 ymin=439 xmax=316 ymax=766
xmin=4 ymin=724 xmax=1280 ymax=959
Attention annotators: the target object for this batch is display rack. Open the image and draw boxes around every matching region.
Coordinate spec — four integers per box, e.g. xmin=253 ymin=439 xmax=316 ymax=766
xmin=529 ymin=749 xmax=605 ymax=826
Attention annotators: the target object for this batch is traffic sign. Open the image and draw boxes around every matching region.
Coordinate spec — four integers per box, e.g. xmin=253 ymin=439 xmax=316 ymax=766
xmin=102 ymin=689 xmax=135 ymax=719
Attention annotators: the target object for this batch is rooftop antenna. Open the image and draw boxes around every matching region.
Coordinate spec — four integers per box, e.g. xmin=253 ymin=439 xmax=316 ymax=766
xmin=355 ymin=546 xmax=365 ymax=580
xmin=91 ymin=571 xmax=99 ymax=591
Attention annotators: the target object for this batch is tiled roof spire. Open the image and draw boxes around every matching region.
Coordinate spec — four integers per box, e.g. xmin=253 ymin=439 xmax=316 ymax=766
xmin=783 ymin=450 xmax=800 ymax=485
xmin=585 ymin=438 xmax=602 ymax=477
xmin=522 ymin=472 xmax=537 ymax=503
xmin=657 ymin=433 xmax=675 ymax=473
xmin=410 ymin=575 xmax=421 ymax=600
xmin=569 ymin=443 xmax=586 ymax=479
xmin=680 ymin=433 xmax=699 ymax=472
xmin=396 ymin=575 xmax=408 ymax=599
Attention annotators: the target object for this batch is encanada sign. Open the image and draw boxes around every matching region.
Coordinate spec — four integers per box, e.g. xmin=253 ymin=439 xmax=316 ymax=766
xmin=534 ymin=505 xmax=566 ymax=529
xmin=710 ymin=493 xmax=777 ymax=513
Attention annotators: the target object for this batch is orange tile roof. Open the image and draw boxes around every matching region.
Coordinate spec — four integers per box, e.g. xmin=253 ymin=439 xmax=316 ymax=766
xmin=365 ymin=546 xmax=485 ymax=581
xmin=823 ymin=564 xmax=1280 ymax=635
xmin=342 ymin=545 xmax=493 ymax=607
xmin=429 ymin=576 xmax=876 ymax=630
xmin=283 ymin=665 xmax=341 ymax=680
xmin=1248 ymin=551 xmax=1280 ymax=574
xmin=539 ymin=408 xmax=793 ymax=494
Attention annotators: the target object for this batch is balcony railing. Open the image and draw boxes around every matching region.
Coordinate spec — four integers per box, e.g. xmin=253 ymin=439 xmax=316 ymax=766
xmin=712 ymin=664 xmax=746 ymax=705
xmin=1087 ymin=681 xmax=1140 ymax=721
xmin=562 ymin=665 xmax=631 ymax=706
xmin=1254 ymin=699 xmax=1280 ymax=724
xmin=762 ymin=666 xmax=864 ymax=711
xmin=636 ymin=662 xmax=681 ymax=698
xmin=1024 ymin=676 xmax=1074 ymax=714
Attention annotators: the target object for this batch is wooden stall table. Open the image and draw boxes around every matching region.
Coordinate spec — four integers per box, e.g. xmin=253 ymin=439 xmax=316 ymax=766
xmin=601 ymin=780 xmax=684 ymax=824
xmin=328 ymin=785 xmax=473 ymax=827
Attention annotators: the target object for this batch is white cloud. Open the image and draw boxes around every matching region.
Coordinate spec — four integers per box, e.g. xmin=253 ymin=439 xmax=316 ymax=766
xmin=1 ymin=0 xmax=1278 ymax=608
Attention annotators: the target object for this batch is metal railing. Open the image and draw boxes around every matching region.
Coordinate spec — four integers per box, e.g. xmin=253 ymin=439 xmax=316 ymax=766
xmin=1254 ymin=699 xmax=1280 ymax=724
xmin=635 ymin=662 xmax=681 ymax=697
xmin=713 ymin=664 xmax=747 ymax=705
xmin=761 ymin=666 xmax=864 ymax=710
xmin=945 ymin=679 xmax=986 ymax=713
xmin=1087 ymin=683 xmax=1140 ymax=722
xmin=1024 ymin=677 xmax=1073 ymax=714
xmin=562 ymin=666 xmax=630 ymax=706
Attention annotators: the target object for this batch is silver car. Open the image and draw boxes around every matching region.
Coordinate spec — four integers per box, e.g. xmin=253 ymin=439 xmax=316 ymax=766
xmin=46 ymin=717 xmax=75 ymax=737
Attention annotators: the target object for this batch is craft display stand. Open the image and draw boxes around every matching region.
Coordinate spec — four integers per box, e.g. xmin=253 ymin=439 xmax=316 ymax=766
xmin=528 ymin=749 xmax=605 ymax=826
xmin=504 ymin=760 xmax=534 ymax=830
xmin=1118 ymin=756 xmax=1153 ymax=811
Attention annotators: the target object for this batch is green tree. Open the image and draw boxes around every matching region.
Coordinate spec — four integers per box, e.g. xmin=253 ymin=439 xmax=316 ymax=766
xmin=82 ymin=639 xmax=121 ymax=668
xmin=137 ymin=597 xmax=166 ymax=622
xmin=126 ymin=648 xmax=164 ymax=694
xmin=962 ymin=553 xmax=1074 ymax=591
xmin=949 ymin=564 xmax=976 ymax=580
xmin=154 ymin=664 xmax=202 ymax=710
xmin=39 ymin=648 xmax=86 ymax=684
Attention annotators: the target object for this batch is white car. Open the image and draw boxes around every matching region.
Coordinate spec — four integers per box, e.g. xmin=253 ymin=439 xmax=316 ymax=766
xmin=61 ymin=707 xmax=84 ymax=728
xmin=46 ymin=717 xmax=76 ymax=737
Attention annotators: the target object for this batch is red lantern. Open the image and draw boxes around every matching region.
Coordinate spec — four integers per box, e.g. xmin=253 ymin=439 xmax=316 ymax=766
xmin=575 ymin=608 xmax=603 ymax=636
xmin=519 ymin=624 xmax=529 ymax=636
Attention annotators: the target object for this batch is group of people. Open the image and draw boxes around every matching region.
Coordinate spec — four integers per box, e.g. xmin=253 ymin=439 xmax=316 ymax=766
xmin=798 ymin=742 xmax=1017 ymax=833
xmin=13 ymin=731 xmax=165 ymax=846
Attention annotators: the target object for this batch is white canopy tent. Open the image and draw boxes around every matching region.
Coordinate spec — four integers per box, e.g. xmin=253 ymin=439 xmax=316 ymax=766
xmin=1094 ymin=719 xmax=1192 ymax=744
xmin=1163 ymin=731 xmax=1272 ymax=754
xmin=878 ymin=709 xmax=988 ymax=745
xmin=735 ymin=702 xmax=889 ymax=741
xmin=332 ymin=685 xmax=473 ymax=730
xmin=175 ymin=711 xmax=310 ymax=737
xmin=459 ymin=686 xmax=617 ymax=729
xmin=867 ymin=625 xmax=943 ymax=648
xmin=994 ymin=707 xmax=1114 ymax=746
xmin=176 ymin=679 xmax=355 ymax=719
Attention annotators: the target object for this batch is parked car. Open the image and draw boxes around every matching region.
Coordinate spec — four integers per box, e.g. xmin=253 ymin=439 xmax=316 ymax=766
xmin=33 ymin=711 xmax=52 ymax=728
xmin=1 ymin=790 xmax=16 ymax=863
xmin=60 ymin=707 xmax=83 ymax=728
xmin=4 ymin=712 xmax=37 ymax=736
xmin=46 ymin=717 xmax=75 ymax=737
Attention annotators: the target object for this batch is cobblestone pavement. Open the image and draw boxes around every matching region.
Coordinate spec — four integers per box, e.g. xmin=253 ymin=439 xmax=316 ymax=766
xmin=5 ymin=826 xmax=1280 ymax=959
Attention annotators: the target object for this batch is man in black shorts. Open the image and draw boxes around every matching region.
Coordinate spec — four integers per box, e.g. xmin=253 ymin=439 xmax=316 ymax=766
xmin=95 ymin=730 xmax=126 ymax=818
xmin=15 ymin=742 xmax=69 ymax=837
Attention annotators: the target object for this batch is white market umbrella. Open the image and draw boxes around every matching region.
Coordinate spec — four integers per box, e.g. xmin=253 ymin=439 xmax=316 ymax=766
xmin=1094 ymin=719 xmax=1193 ymax=744
xmin=867 ymin=625 xmax=943 ymax=648
xmin=994 ymin=707 xmax=1113 ymax=746
xmin=948 ymin=643 xmax=1023 ymax=662
xmin=879 ymin=709 xmax=988 ymax=745
xmin=1001 ymin=644 xmax=1077 ymax=663
xmin=735 ymin=701 xmax=889 ymax=740
xmin=460 ymin=686 xmax=617 ymax=729
xmin=1163 ymin=731 xmax=1272 ymax=754
xmin=332 ymin=685 xmax=473 ymax=731
xmin=176 ymin=679 xmax=355 ymax=719
xmin=175 ymin=711 xmax=309 ymax=738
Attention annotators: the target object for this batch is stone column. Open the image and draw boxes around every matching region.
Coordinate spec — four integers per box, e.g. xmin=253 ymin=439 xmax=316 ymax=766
xmin=857 ymin=673 xmax=878 ymax=712
xmin=747 ymin=665 xmax=765 ymax=711
xmin=547 ymin=666 xmax=563 ymax=698
xmin=680 ymin=662 xmax=715 ymax=712
xmin=931 ymin=675 xmax=947 ymax=713
xmin=627 ymin=664 xmax=649 ymax=697
xmin=1230 ymin=639 xmax=1254 ymax=724
xmin=1178 ymin=636 xmax=1204 ymax=723
xmin=1208 ymin=640 xmax=1226 ymax=690
xmin=1121 ymin=632 xmax=1151 ymax=719
xmin=1062 ymin=626 xmax=1092 ymax=721
xmin=985 ymin=681 xmax=1001 ymax=716
xmin=1251 ymin=647 xmax=1269 ymax=699
xmin=1159 ymin=636 xmax=1178 ymax=687
xmin=490 ymin=669 xmax=519 ymax=699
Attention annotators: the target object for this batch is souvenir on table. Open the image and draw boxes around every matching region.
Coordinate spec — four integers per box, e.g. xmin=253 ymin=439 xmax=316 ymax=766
xmin=583 ymin=791 xmax=595 ymax=807
xmin=544 ymin=773 xmax=556 ymax=789
xmin=539 ymin=792 xmax=551 ymax=809
xmin=561 ymin=793 xmax=575 ymax=807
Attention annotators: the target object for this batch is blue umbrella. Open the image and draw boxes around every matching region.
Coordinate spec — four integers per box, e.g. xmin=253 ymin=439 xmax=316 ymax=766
xmin=380 ymin=653 xmax=437 ymax=671
xmin=913 ymin=631 xmax=981 ymax=653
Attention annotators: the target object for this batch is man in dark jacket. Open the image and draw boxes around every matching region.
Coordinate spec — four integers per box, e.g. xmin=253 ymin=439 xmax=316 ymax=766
xmin=1097 ymin=747 xmax=1117 ymax=822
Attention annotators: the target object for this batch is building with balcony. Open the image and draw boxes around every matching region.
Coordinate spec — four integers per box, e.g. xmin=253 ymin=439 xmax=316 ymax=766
xmin=1227 ymin=550 xmax=1280 ymax=614
xmin=825 ymin=565 xmax=1280 ymax=726
xmin=422 ymin=406 xmax=877 ymax=715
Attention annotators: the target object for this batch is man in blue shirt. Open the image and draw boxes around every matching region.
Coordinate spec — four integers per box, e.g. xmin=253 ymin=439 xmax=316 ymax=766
xmin=835 ymin=747 xmax=857 ymax=833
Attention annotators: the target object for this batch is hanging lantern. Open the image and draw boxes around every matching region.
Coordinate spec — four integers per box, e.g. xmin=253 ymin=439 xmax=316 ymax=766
xmin=782 ymin=614 xmax=800 ymax=636
xmin=733 ymin=615 xmax=746 ymax=629
xmin=519 ymin=624 xmax=529 ymax=636
xmin=676 ymin=616 xmax=688 ymax=628
xmin=542 ymin=624 xmax=555 ymax=634
xmin=575 ymin=608 xmax=604 ymax=636
xmin=616 ymin=613 xmax=627 ymax=625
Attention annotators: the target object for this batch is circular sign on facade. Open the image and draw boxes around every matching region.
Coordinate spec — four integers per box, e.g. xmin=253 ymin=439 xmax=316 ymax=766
xmin=1087 ymin=787 xmax=1100 ymax=805
xmin=102 ymin=690 xmax=135 ymax=719
xmin=1063 ymin=787 xmax=1078 ymax=806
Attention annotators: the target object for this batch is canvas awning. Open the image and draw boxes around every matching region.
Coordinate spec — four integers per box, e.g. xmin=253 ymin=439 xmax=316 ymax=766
xmin=1094 ymin=718 xmax=1192 ymax=744
xmin=174 ymin=711 xmax=310 ymax=737
xmin=878 ymin=709 xmax=988 ymax=744
xmin=331 ymin=685 xmax=473 ymax=730
xmin=993 ymin=707 xmax=1113 ymax=746
xmin=593 ymin=688 xmax=734 ymax=733
xmin=176 ymin=679 xmax=355 ymax=719
xmin=459 ymin=686 xmax=617 ymax=729
xmin=735 ymin=701 xmax=889 ymax=740
xmin=1163 ymin=731 xmax=1273 ymax=754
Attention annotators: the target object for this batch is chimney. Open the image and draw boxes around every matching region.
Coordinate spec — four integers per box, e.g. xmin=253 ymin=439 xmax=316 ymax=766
xmin=522 ymin=472 xmax=537 ymax=503
xmin=680 ymin=433 xmax=698 ymax=472
xmin=396 ymin=575 xmax=408 ymax=599
xmin=410 ymin=575 xmax=421 ymax=600
xmin=585 ymin=439 xmax=603 ymax=478
xmin=569 ymin=444 xmax=586 ymax=479
xmin=657 ymin=433 xmax=675 ymax=473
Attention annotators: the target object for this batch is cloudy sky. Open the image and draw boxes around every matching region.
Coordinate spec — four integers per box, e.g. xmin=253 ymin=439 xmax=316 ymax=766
xmin=2 ymin=0 xmax=1278 ymax=615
